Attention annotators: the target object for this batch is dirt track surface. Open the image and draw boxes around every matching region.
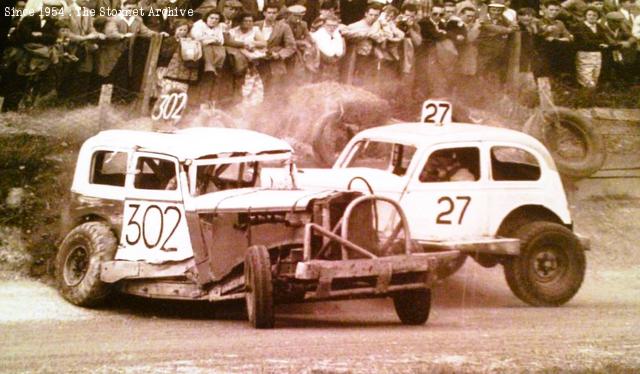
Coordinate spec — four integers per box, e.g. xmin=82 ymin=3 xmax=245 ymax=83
xmin=1 ymin=262 xmax=639 ymax=373
xmin=2 ymin=199 xmax=640 ymax=373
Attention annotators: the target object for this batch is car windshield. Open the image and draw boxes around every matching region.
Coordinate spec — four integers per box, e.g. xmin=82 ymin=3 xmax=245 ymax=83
xmin=345 ymin=140 xmax=416 ymax=176
xmin=192 ymin=152 xmax=293 ymax=195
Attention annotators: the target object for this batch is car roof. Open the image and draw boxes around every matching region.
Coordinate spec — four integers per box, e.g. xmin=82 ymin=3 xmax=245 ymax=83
xmin=84 ymin=127 xmax=293 ymax=160
xmin=356 ymin=123 xmax=547 ymax=152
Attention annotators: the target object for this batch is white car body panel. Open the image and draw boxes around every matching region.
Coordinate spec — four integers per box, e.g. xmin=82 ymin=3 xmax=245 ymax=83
xmin=191 ymin=188 xmax=338 ymax=213
xmin=292 ymin=123 xmax=573 ymax=243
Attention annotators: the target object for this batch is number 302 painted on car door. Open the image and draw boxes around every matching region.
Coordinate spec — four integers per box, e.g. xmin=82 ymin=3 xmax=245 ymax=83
xmin=436 ymin=196 xmax=471 ymax=225
xmin=125 ymin=203 xmax=181 ymax=252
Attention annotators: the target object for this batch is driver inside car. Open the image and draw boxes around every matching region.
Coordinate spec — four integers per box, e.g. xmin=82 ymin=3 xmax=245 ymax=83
xmin=420 ymin=153 xmax=475 ymax=182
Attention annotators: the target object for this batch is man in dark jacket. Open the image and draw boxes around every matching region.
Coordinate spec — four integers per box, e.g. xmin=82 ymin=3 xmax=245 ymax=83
xmin=415 ymin=5 xmax=448 ymax=98
xmin=255 ymin=2 xmax=296 ymax=93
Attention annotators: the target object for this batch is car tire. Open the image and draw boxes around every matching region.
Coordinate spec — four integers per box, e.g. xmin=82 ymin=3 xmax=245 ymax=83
xmin=393 ymin=289 xmax=431 ymax=325
xmin=437 ymin=253 xmax=468 ymax=279
xmin=524 ymin=108 xmax=605 ymax=178
xmin=311 ymin=110 xmax=350 ymax=167
xmin=55 ymin=222 xmax=118 ymax=307
xmin=245 ymin=245 xmax=275 ymax=329
xmin=503 ymin=222 xmax=586 ymax=306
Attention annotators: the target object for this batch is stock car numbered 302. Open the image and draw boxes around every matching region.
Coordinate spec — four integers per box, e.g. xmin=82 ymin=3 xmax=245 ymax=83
xmin=56 ymin=127 xmax=457 ymax=328
xmin=292 ymin=116 xmax=590 ymax=307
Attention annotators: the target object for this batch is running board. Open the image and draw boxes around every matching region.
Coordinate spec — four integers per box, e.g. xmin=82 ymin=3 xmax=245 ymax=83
xmin=418 ymin=238 xmax=520 ymax=256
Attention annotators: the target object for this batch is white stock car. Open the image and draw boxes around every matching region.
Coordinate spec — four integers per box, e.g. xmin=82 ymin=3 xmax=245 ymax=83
xmin=56 ymin=127 xmax=457 ymax=328
xmin=293 ymin=122 xmax=590 ymax=306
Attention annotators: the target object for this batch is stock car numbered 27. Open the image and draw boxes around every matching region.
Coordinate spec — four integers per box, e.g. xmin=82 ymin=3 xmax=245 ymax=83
xmin=292 ymin=116 xmax=590 ymax=307
xmin=56 ymin=127 xmax=457 ymax=328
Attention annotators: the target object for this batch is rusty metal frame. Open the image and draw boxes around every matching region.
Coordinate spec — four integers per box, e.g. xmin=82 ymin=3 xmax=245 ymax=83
xmin=303 ymin=195 xmax=413 ymax=261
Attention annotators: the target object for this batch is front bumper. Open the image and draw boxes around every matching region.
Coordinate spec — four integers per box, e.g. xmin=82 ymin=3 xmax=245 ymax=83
xmin=294 ymin=251 xmax=459 ymax=301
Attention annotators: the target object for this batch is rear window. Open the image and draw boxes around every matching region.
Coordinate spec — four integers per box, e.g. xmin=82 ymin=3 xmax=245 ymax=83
xmin=491 ymin=146 xmax=541 ymax=181
xmin=90 ymin=151 xmax=127 ymax=187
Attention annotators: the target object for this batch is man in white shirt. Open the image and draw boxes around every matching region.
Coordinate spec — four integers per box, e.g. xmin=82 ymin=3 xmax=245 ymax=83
xmin=311 ymin=14 xmax=345 ymax=80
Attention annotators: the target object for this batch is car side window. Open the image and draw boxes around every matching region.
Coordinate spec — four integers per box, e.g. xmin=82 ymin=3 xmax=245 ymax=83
xmin=90 ymin=150 xmax=127 ymax=187
xmin=491 ymin=146 xmax=541 ymax=181
xmin=346 ymin=140 xmax=416 ymax=177
xmin=419 ymin=147 xmax=480 ymax=183
xmin=134 ymin=157 xmax=178 ymax=190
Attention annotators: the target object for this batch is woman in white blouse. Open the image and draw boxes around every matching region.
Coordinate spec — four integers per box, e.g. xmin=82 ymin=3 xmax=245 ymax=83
xmin=228 ymin=12 xmax=268 ymax=61
xmin=190 ymin=10 xmax=227 ymax=74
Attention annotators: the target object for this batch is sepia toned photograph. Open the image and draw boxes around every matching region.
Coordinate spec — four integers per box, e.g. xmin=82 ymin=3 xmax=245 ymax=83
xmin=0 ymin=0 xmax=639 ymax=371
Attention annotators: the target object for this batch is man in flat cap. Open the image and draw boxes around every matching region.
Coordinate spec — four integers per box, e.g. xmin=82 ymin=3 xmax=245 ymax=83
xmin=601 ymin=10 xmax=637 ymax=85
xmin=476 ymin=0 xmax=518 ymax=88
xmin=286 ymin=4 xmax=319 ymax=81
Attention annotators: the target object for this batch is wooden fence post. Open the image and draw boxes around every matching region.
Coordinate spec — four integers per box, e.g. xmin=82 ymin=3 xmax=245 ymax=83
xmin=537 ymin=77 xmax=554 ymax=111
xmin=0 ymin=97 xmax=4 ymax=113
xmin=139 ymin=34 xmax=163 ymax=116
xmin=506 ymin=31 xmax=521 ymax=94
xmin=98 ymin=84 xmax=113 ymax=130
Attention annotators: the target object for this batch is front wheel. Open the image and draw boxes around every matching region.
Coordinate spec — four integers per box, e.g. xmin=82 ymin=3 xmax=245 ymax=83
xmin=393 ymin=289 xmax=431 ymax=325
xmin=55 ymin=222 xmax=117 ymax=307
xmin=244 ymin=245 xmax=275 ymax=329
xmin=504 ymin=222 xmax=586 ymax=306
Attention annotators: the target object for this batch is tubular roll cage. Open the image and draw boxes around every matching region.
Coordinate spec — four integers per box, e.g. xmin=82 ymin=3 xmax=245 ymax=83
xmin=302 ymin=195 xmax=413 ymax=261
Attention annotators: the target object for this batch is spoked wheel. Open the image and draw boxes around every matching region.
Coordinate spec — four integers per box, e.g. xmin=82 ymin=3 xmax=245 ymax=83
xmin=55 ymin=222 xmax=117 ymax=307
xmin=504 ymin=222 xmax=586 ymax=306
xmin=244 ymin=245 xmax=275 ymax=329
xmin=393 ymin=289 xmax=431 ymax=325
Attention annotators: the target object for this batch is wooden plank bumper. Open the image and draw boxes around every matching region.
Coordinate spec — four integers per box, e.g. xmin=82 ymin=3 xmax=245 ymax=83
xmin=294 ymin=251 xmax=459 ymax=300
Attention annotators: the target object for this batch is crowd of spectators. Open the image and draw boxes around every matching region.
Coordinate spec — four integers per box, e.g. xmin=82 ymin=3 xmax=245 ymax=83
xmin=1 ymin=0 xmax=639 ymax=111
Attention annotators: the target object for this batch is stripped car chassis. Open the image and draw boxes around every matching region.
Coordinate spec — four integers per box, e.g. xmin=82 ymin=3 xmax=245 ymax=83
xmin=103 ymin=195 xmax=458 ymax=326
xmin=290 ymin=195 xmax=459 ymax=302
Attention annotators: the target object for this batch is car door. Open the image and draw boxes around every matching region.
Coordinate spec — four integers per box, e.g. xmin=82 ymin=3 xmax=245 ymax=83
xmin=336 ymin=139 xmax=418 ymax=234
xmin=116 ymin=152 xmax=193 ymax=264
xmin=399 ymin=143 xmax=489 ymax=242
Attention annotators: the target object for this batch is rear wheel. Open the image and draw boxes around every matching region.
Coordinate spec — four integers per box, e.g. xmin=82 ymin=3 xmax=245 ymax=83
xmin=244 ymin=245 xmax=275 ymax=329
xmin=55 ymin=222 xmax=117 ymax=307
xmin=393 ymin=289 xmax=431 ymax=325
xmin=504 ymin=222 xmax=586 ymax=306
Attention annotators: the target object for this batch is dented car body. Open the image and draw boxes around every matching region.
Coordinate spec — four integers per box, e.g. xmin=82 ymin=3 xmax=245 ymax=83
xmin=56 ymin=127 xmax=456 ymax=328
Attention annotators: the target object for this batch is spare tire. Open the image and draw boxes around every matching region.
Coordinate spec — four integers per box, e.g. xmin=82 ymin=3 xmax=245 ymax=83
xmin=311 ymin=110 xmax=352 ymax=167
xmin=523 ymin=108 xmax=605 ymax=178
